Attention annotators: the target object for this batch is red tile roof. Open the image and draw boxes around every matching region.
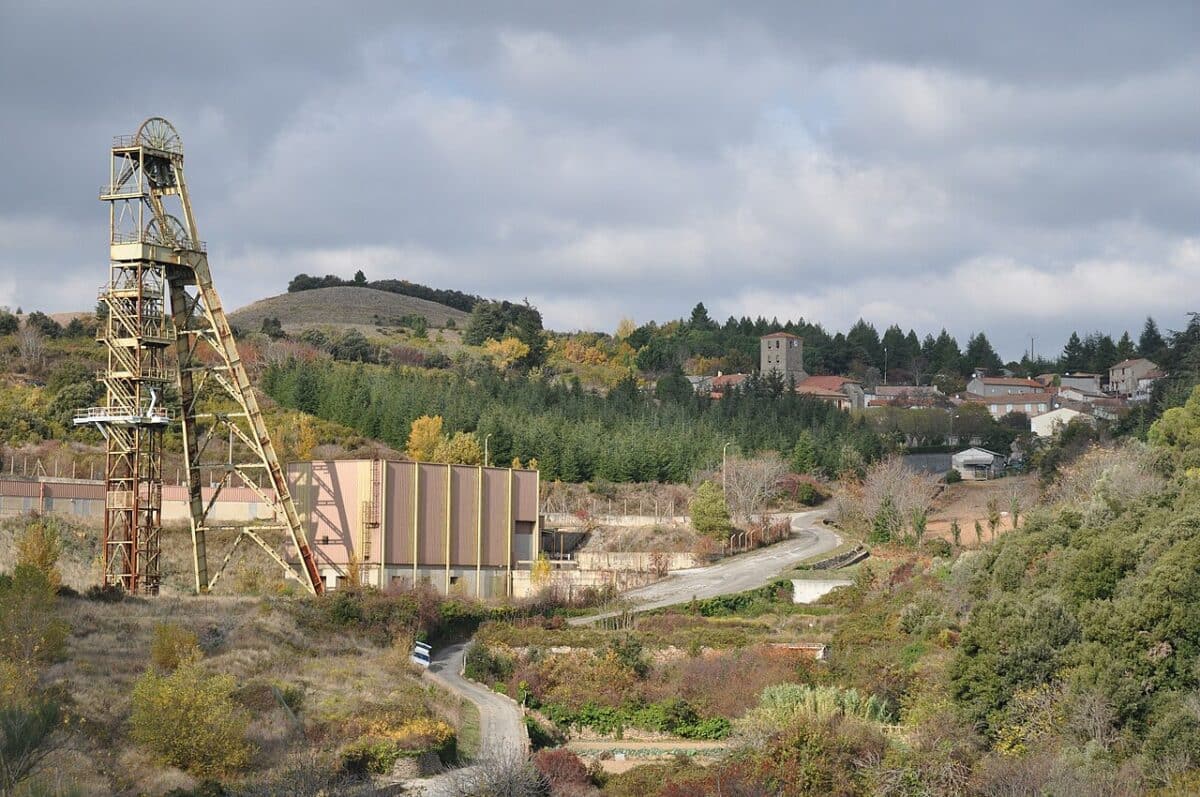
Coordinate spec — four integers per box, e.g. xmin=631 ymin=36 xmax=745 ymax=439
xmin=761 ymin=331 xmax=801 ymax=340
xmin=798 ymin=375 xmax=860 ymax=391
xmin=711 ymin=373 xmax=748 ymax=388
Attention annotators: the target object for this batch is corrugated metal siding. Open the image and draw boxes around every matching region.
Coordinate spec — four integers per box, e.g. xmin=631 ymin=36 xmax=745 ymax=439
xmin=384 ymin=462 xmax=414 ymax=567
xmin=283 ymin=460 xmax=539 ymax=571
xmin=418 ymin=463 xmax=447 ymax=565
xmin=450 ymin=466 xmax=475 ymax=565
xmin=482 ymin=468 xmax=511 ymax=567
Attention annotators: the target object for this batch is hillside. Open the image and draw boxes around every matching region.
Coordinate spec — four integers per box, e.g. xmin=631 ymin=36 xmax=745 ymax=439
xmin=229 ymin=286 xmax=469 ymax=333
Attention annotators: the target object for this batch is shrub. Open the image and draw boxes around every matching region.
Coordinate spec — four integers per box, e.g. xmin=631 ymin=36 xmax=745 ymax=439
xmin=533 ymin=748 xmax=591 ymax=793
xmin=130 ymin=661 xmax=254 ymax=777
xmin=922 ymin=537 xmax=953 ymax=559
xmin=85 ymin=584 xmax=124 ymax=602
xmin=0 ymin=697 xmax=61 ymax=795
xmin=14 ymin=517 xmax=62 ymax=590
xmin=945 ymin=468 xmax=962 ymax=484
xmin=737 ymin=683 xmax=894 ymax=740
xmin=151 ymin=623 xmax=201 ymax=672
xmin=340 ymin=739 xmax=401 ymax=776
xmin=464 ymin=642 xmax=515 ymax=684
xmin=0 ymin=565 xmax=69 ymax=671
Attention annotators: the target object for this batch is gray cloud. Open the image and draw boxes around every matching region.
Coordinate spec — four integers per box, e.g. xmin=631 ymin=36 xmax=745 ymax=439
xmin=0 ymin=2 xmax=1197 ymax=358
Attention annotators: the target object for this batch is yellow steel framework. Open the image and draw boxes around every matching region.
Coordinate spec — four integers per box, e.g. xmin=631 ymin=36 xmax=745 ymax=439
xmin=77 ymin=117 xmax=323 ymax=595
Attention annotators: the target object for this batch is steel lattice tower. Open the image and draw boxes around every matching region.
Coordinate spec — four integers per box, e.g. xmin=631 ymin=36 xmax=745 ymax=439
xmin=76 ymin=118 xmax=324 ymax=595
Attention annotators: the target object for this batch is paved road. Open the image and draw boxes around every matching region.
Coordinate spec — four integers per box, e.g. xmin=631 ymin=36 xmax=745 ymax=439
xmin=570 ymin=509 xmax=838 ymax=625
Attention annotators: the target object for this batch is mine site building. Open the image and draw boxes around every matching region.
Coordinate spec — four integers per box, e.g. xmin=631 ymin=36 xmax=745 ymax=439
xmin=288 ymin=459 xmax=540 ymax=596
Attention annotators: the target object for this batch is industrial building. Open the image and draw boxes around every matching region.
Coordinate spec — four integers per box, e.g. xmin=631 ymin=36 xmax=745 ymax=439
xmin=288 ymin=459 xmax=540 ymax=596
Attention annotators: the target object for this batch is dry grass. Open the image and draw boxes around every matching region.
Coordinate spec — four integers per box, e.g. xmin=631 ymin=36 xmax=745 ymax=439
xmin=39 ymin=594 xmax=455 ymax=795
xmin=229 ymin=286 xmax=468 ymax=333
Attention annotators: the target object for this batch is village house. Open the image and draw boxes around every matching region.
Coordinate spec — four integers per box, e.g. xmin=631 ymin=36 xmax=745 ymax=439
xmin=1030 ymin=407 xmax=1093 ymax=438
xmin=966 ymin=375 xmax=1044 ymax=396
xmin=965 ymin=392 xmax=1055 ymax=419
xmin=795 ymin=374 xmax=866 ymax=411
xmin=1059 ymin=372 xmax=1103 ymax=393
xmin=1109 ymin=358 xmax=1158 ymax=396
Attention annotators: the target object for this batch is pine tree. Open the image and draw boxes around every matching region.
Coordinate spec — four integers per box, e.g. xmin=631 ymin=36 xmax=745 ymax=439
xmin=790 ymin=431 xmax=818 ymax=474
xmin=690 ymin=481 xmax=731 ymax=539
xmin=1139 ymin=316 xmax=1166 ymax=360
xmin=871 ymin=495 xmax=899 ymax=544
xmin=1061 ymin=332 xmax=1085 ymax=372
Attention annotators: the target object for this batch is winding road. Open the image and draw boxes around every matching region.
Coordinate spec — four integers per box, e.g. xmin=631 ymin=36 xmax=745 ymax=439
xmin=570 ymin=509 xmax=838 ymax=625
xmin=411 ymin=509 xmax=839 ymax=790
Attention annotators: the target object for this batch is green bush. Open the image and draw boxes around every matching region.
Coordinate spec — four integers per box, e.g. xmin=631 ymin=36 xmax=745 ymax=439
xmin=130 ymin=661 xmax=254 ymax=777
xmin=945 ymin=468 xmax=962 ymax=483
xmin=340 ymin=739 xmax=402 ymax=776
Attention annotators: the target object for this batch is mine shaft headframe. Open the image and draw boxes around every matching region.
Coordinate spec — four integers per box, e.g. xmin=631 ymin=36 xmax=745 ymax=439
xmin=94 ymin=116 xmax=325 ymax=596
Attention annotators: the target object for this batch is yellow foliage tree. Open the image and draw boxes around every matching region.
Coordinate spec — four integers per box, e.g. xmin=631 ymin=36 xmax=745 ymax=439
xmin=483 ymin=337 xmax=530 ymax=370
xmin=406 ymin=415 xmax=444 ymax=462
xmin=433 ymin=431 xmax=483 ymax=465
xmin=15 ymin=517 xmax=62 ymax=590
xmin=615 ymin=317 xmax=636 ymax=340
xmin=294 ymin=415 xmax=318 ymax=461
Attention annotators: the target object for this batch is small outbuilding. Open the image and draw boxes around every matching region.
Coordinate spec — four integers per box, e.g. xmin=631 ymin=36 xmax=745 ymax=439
xmin=951 ymin=447 xmax=1006 ymax=480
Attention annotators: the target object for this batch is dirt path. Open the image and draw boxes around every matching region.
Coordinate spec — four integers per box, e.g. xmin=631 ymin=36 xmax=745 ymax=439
xmin=409 ymin=641 xmax=529 ymax=795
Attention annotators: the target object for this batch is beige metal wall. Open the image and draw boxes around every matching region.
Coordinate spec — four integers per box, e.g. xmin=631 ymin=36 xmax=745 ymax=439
xmin=287 ymin=460 xmax=540 ymax=594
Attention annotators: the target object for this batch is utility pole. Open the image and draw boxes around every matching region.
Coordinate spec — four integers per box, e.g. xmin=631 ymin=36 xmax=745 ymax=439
xmin=722 ymin=442 xmax=733 ymax=498
xmin=484 ymin=433 xmax=492 ymax=468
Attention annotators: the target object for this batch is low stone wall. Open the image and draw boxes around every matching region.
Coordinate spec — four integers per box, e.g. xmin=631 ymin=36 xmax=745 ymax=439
xmin=574 ymin=551 xmax=697 ymax=572
xmin=512 ymin=568 xmax=659 ymax=599
xmin=543 ymin=512 xmax=690 ymax=528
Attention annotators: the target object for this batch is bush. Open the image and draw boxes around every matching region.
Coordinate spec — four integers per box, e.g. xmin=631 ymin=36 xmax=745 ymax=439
xmin=0 ymin=697 xmax=61 ymax=795
xmin=945 ymin=469 xmax=962 ymax=484
xmin=0 ymin=565 xmax=69 ymax=671
xmin=130 ymin=661 xmax=254 ymax=777
xmin=533 ymin=748 xmax=591 ymax=793
xmin=689 ymin=481 xmax=731 ymax=539
xmin=85 ymin=584 xmax=124 ymax=602
xmin=921 ymin=537 xmax=953 ymax=559
xmin=340 ymin=739 xmax=401 ymax=776
xmin=14 ymin=517 xmax=62 ymax=590
xmin=151 ymin=623 xmax=201 ymax=672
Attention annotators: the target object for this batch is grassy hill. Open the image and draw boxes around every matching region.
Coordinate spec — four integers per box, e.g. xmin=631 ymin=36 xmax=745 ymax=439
xmin=229 ymin=286 xmax=469 ymax=334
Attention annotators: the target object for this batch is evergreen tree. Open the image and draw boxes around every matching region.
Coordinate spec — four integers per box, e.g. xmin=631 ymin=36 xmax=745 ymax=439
xmin=964 ymin=332 xmax=1003 ymax=374
xmin=654 ymin=366 xmax=693 ymax=404
xmin=1116 ymin=331 xmax=1137 ymax=361
xmin=1139 ymin=316 xmax=1166 ymax=361
xmin=1061 ymin=332 xmax=1085 ymax=371
xmin=689 ymin=302 xmax=716 ymax=330
xmin=690 ymin=481 xmax=731 ymax=539
xmin=790 ymin=431 xmax=818 ymax=474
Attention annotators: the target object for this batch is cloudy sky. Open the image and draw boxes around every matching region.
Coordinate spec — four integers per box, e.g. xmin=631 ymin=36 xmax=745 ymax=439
xmin=1 ymin=2 xmax=1197 ymax=360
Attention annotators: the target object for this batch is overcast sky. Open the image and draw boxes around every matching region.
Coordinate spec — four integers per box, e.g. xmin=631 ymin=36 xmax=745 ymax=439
xmin=1 ymin=2 xmax=1197 ymax=360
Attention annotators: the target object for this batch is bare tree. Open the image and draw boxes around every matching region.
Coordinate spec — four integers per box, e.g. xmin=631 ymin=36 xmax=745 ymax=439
xmin=840 ymin=456 xmax=940 ymax=540
xmin=16 ymin=326 xmax=44 ymax=374
xmin=722 ymin=453 xmax=788 ymax=524
xmin=446 ymin=748 xmax=548 ymax=797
